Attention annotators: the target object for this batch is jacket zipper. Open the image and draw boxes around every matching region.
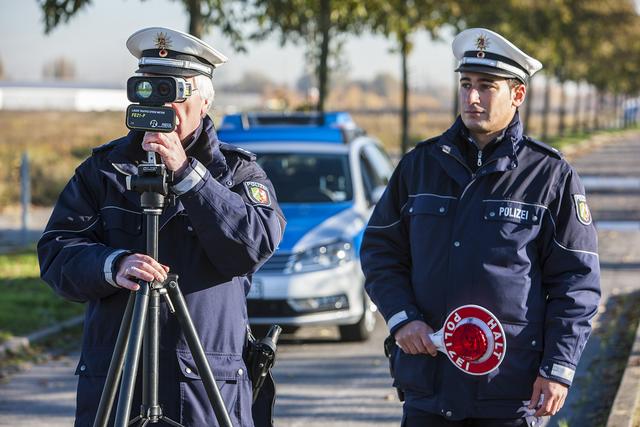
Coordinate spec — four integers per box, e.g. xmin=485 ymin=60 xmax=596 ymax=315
xmin=442 ymin=150 xmax=500 ymax=201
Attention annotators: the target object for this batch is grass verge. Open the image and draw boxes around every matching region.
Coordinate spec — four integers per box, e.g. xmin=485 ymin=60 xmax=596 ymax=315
xmin=547 ymin=124 xmax=640 ymax=151
xmin=0 ymin=247 xmax=84 ymax=342
xmin=0 ymin=247 xmax=84 ymax=381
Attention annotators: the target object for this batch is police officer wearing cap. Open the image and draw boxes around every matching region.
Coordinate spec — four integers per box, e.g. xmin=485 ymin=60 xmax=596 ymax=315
xmin=361 ymin=28 xmax=600 ymax=426
xmin=38 ymin=27 xmax=285 ymax=427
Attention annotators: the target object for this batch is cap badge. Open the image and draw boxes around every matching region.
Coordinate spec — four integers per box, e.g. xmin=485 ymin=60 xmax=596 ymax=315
xmin=154 ymin=32 xmax=173 ymax=57
xmin=475 ymin=34 xmax=490 ymax=58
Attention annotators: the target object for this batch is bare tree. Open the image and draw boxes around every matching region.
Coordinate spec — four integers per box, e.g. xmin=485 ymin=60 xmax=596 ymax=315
xmin=43 ymin=56 xmax=76 ymax=80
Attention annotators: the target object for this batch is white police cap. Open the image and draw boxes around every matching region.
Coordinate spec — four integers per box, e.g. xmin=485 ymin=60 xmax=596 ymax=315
xmin=452 ymin=28 xmax=542 ymax=83
xmin=126 ymin=27 xmax=228 ymax=78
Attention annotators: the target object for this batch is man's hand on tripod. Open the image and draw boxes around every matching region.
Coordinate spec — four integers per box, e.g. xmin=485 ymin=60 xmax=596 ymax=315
xmin=115 ymin=253 xmax=170 ymax=291
xmin=142 ymin=131 xmax=188 ymax=174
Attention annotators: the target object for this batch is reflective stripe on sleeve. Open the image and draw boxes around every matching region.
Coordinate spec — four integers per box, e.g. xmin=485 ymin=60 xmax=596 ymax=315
xmin=172 ymin=160 xmax=208 ymax=195
xmin=551 ymin=363 xmax=575 ymax=382
xmin=388 ymin=310 xmax=408 ymax=331
xmin=104 ymin=249 xmax=129 ymax=287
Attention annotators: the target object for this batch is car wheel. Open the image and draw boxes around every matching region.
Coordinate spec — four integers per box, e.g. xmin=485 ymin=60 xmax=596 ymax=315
xmin=339 ymin=294 xmax=376 ymax=342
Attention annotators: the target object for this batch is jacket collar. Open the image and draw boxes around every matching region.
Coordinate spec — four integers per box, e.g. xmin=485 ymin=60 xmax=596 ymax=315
xmin=441 ymin=112 xmax=522 ymax=161
xmin=442 ymin=111 xmax=522 ymax=153
xmin=433 ymin=112 xmax=523 ymax=187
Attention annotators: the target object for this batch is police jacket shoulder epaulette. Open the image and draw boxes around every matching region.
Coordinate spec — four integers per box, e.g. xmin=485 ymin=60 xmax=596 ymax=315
xmin=413 ymin=136 xmax=441 ymax=150
xmin=523 ymin=136 xmax=563 ymax=159
xmin=92 ymin=136 xmax=130 ymax=155
xmin=219 ymin=142 xmax=257 ymax=161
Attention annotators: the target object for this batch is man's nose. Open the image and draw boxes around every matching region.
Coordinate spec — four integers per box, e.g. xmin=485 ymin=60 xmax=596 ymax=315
xmin=466 ymin=88 xmax=480 ymax=104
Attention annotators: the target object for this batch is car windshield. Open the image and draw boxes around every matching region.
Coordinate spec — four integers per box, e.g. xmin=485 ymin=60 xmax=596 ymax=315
xmin=255 ymin=152 xmax=353 ymax=203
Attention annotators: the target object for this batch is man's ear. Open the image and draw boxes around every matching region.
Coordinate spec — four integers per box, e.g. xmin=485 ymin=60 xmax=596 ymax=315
xmin=512 ymin=83 xmax=526 ymax=108
xmin=200 ymin=97 xmax=210 ymax=118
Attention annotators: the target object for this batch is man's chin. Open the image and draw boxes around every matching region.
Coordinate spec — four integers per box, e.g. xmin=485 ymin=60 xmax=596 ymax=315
xmin=462 ymin=118 xmax=489 ymax=133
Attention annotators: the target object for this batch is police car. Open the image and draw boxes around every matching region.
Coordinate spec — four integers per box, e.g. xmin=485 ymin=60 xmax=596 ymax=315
xmin=217 ymin=112 xmax=394 ymax=341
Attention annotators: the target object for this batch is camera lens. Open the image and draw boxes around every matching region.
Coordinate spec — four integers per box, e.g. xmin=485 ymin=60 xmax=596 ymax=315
xmin=135 ymin=81 xmax=153 ymax=99
xmin=158 ymin=82 xmax=171 ymax=97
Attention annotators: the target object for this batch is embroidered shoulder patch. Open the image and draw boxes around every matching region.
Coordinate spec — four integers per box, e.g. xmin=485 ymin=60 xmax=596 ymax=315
xmin=244 ymin=181 xmax=271 ymax=206
xmin=573 ymin=194 xmax=592 ymax=225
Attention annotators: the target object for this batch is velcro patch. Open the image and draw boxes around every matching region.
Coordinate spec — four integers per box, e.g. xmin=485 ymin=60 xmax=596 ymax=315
xmin=573 ymin=194 xmax=592 ymax=225
xmin=244 ymin=181 xmax=271 ymax=206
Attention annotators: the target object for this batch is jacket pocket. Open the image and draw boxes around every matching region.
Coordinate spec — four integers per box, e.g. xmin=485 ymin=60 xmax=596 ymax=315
xmin=176 ymin=351 xmax=246 ymax=381
xmin=177 ymin=351 xmax=250 ymax=426
xmin=75 ymin=347 xmax=113 ymax=377
xmin=476 ymin=322 xmax=543 ymax=400
xmin=407 ymin=194 xmax=453 ymax=216
xmin=482 ymin=200 xmax=544 ymax=226
xmin=75 ymin=347 xmax=115 ymax=423
xmin=101 ymin=207 xmax=143 ymax=248
xmin=392 ymin=349 xmax=437 ymax=396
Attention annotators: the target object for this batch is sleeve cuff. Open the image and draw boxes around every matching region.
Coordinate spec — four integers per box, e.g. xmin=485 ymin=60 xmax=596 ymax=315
xmin=539 ymin=360 xmax=575 ymax=387
xmin=388 ymin=309 xmax=423 ymax=336
xmin=171 ymin=158 xmax=208 ymax=196
xmin=103 ymin=249 xmax=131 ymax=288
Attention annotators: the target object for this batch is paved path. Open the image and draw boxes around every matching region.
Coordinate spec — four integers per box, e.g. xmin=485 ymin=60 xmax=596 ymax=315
xmin=0 ymin=354 xmax=78 ymax=426
xmin=547 ymin=133 xmax=640 ymax=426
xmin=1 ymin=131 xmax=639 ymax=426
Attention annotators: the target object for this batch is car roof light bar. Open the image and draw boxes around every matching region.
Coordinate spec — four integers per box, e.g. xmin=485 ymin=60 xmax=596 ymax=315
xmin=218 ymin=111 xmax=365 ymax=144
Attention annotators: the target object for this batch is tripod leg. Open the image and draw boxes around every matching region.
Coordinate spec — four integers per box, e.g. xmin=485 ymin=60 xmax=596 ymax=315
xmin=166 ymin=280 xmax=233 ymax=427
xmin=93 ymin=292 xmax=136 ymax=427
xmin=141 ymin=288 xmax=162 ymax=422
xmin=114 ymin=282 xmax=151 ymax=427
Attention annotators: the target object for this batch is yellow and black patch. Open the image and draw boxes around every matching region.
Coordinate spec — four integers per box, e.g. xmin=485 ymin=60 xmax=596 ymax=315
xmin=573 ymin=194 xmax=592 ymax=225
xmin=244 ymin=181 xmax=271 ymax=206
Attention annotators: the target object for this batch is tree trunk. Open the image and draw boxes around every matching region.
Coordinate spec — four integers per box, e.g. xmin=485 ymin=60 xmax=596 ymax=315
xmin=589 ymin=87 xmax=598 ymax=132
xmin=613 ymin=93 xmax=621 ymax=128
xmin=594 ymin=90 xmax=602 ymax=131
xmin=522 ymin=76 xmax=533 ymax=133
xmin=572 ymin=81 xmax=581 ymax=134
xmin=558 ymin=80 xmax=566 ymax=137
xmin=625 ymin=94 xmax=630 ymax=128
xmin=187 ymin=0 xmax=204 ymax=38
xmin=541 ymin=75 xmax=551 ymax=140
xmin=401 ymin=34 xmax=410 ymax=155
xmin=317 ymin=0 xmax=331 ymax=113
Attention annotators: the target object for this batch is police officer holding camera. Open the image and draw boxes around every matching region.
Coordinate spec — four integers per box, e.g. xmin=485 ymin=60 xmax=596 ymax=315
xmin=38 ymin=27 xmax=285 ymax=426
xmin=361 ymin=28 xmax=600 ymax=426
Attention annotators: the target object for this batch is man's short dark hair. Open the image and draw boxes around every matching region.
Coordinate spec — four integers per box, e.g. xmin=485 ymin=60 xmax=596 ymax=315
xmin=507 ymin=78 xmax=525 ymax=90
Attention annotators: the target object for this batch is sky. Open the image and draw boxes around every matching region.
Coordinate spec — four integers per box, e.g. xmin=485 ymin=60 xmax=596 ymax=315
xmin=0 ymin=0 xmax=456 ymax=89
xmin=3 ymin=1 xmax=638 ymax=90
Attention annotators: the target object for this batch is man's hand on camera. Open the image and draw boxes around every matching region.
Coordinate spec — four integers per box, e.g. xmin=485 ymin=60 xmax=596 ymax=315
xmin=394 ymin=320 xmax=438 ymax=356
xmin=142 ymin=131 xmax=188 ymax=174
xmin=115 ymin=253 xmax=170 ymax=291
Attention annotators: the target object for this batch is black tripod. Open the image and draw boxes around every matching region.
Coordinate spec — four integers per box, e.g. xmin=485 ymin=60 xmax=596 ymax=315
xmin=93 ymin=153 xmax=232 ymax=427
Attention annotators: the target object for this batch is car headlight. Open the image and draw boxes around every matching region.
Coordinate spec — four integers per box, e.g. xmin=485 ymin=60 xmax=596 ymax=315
xmin=289 ymin=241 xmax=354 ymax=273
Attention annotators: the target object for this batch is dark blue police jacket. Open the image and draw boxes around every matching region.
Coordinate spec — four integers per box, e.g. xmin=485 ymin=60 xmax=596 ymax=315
xmin=361 ymin=113 xmax=600 ymax=420
xmin=38 ymin=116 xmax=285 ymax=426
